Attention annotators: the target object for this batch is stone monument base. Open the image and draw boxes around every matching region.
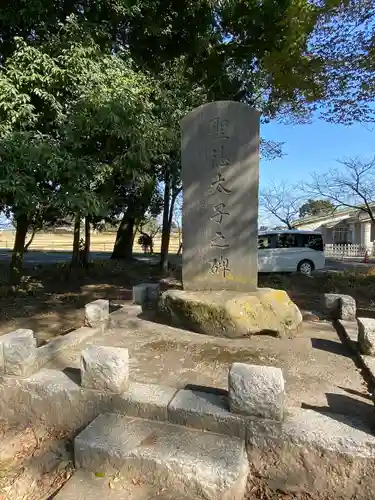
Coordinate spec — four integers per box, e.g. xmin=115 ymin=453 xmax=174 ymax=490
xmin=156 ymin=288 xmax=303 ymax=338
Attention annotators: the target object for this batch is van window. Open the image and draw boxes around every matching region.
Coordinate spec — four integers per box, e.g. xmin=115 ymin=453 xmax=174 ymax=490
xmin=306 ymin=234 xmax=323 ymax=251
xmin=296 ymin=233 xmax=323 ymax=251
xmin=276 ymin=233 xmax=298 ymax=248
xmin=258 ymin=235 xmax=272 ymax=249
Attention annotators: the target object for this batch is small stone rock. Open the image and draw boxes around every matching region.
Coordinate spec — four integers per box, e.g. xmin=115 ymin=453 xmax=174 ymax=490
xmin=358 ymin=318 xmax=375 ymax=356
xmin=1 ymin=329 xmax=38 ymax=377
xmin=228 ymin=363 xmax=285 ymax=421
xmin=81 ymin=346 xmax=129 ymax=393
xmin=339 ymin=295 xmax=356 ymax=321
xmin=323 ymin=293 xmax=356 ymax=320
xmin=85 ymin=300 xmax=109 ymax=329
xmin=132 ymin=283 xmax=159 ymax=307
xmin=323 ymin=293 xmax=341 ymax=319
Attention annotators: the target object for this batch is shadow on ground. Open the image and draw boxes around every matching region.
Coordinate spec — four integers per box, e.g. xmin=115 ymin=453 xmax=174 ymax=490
xmin=0 ymin=258 xmax=167 ymax=341
xmin=302 ymin=392 xmax=375 ymax=435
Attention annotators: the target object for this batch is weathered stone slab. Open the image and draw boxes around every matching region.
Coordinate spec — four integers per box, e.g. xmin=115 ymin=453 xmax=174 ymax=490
xmin=81 ymin=346 xmax=129 ymax=393
xmin=181 ymin=101 xmax=260 ymax=291
xmin=323 ymin=293 xmax=356 ymax=320
xmin=157 ymin=288 xmax=302 ymax=337
xmin=228 ymin=363 xmax=285 ymax=421
xmin=0 ymin=329 xmax=38 ymax=377
xmin=168 ymin=389 xmax=246 ymax=438
xmin=85 ymin=300 xmax=109 ymax=329
xmin=75 ymin=413 xmax=249 ymax=500
xmin=113 ymin=382 xmax=177 ymax=421
xmin=358 ymin=317 xmax=375 ymax=356
xmin=0 ymin=369 xmax=112 ymax=430
xmin=37 ymin=326 xmax=101 ymax=367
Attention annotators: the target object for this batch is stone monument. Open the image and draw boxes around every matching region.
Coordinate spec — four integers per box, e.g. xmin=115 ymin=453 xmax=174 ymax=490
xmin=157 ymin=101 xmax=302 ymax=338
xmin=181 ymin=101 xmax=259 ymax=291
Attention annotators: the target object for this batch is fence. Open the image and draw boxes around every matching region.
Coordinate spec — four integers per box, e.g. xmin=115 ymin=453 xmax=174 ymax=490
xmin=324 ymin=243 xmax=368 ymax=259
xmin=0 ymin=231 xmax=181 ymax=254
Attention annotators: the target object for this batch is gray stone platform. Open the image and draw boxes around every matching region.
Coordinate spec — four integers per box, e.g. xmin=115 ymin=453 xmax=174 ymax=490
xmin=54 ymin=470 xmax=194 ymax=500
xmin=75 ymin=413 xmax=249 ymax=500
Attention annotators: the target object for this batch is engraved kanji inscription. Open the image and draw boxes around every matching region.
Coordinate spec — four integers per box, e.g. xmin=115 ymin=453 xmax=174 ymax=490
xmin=210 ymin=231 xmax=229 ymax=248
xmin=210 ymin=202 xmax=230 ymax=224
xmin=211 ymin=144 xmax=230 ymax=169
xmin=211 ymin=173 xmax=231 ymax=194
xmin=210 ymin=256 xmax=231 ymax=278
xmin=209 ymin=117 xmax=229 ymax=140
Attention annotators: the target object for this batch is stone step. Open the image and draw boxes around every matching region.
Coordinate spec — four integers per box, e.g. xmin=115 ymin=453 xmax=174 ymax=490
xmin=53 ymin=470 xmax=195 ymax=499
xmin=74 ymin=413 xmax=249 ymax=500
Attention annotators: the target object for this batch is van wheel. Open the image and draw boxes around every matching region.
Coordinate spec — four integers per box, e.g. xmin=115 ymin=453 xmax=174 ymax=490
xmin=297 ymin=259 xmax=314 ymax=276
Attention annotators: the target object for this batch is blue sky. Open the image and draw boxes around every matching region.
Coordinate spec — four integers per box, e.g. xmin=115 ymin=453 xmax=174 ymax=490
xmin=260 ymin=119 xmax=375 ymax=189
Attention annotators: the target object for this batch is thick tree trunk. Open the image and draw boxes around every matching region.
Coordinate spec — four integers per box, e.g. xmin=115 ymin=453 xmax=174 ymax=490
xmin=24 ymin=227 xmax=37 ymax=252
xmin=71 ymin=213 xmax=81 ymax=267
xmin=83 ymin=216 xmax=91 ymax=267
xmin=10 ymin=214 xmax=29 ymax=281
xmin=111 ymin=213 xmax=136 ymax=260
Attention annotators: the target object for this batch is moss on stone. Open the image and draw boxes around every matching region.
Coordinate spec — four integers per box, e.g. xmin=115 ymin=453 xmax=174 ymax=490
xmin=157 ymin=288 xmax=303 ymax=338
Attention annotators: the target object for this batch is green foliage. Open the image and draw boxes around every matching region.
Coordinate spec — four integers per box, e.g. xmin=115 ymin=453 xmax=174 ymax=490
xmin=299 ymin=199 xmax=336 ymax=218
xmin=310 ymin=1 xmax=375 ymax=123
xmin=0 ymin=31 xmax=164 ymax=217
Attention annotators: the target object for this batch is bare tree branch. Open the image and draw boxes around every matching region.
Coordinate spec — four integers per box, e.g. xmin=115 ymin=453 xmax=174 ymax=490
xmin=307 ymin=156 xmax=375 ymax=225
xmin=259 ymin=182 xmax=304 ymax=229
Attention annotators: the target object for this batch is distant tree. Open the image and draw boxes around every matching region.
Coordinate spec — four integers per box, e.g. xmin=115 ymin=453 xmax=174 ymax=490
xmin=299 ymin=199 xmax=335 ymax=218
xmin=309 ymin=156 xmax=375 ymax=225
xmin=260 ymin=182 xmax=303 ymax=229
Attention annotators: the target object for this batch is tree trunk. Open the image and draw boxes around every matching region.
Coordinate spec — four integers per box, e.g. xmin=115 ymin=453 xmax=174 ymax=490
xmin=160 ymin=177 xmax=180 ymax=271
xmin=83 ymin=216 xmax=91 ymax=267
xmin=177 ymin=242 xmax=182 ymax=255
xmin=160 ymin=171 xmax=171 ymax=272
xmin=111 ymin=213 xmax=136 ymax=260
xmin=10 ymin=214 xmax=29 ymax=281
xmin=71 ymin=213 xmax=81 ymax=267
xmin=24 ymin=227 xmax=37 ymax=252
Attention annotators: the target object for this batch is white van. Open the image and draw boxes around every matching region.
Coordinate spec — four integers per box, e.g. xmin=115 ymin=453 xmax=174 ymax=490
xmin=258 ymin=230 xmax=325 ymax=275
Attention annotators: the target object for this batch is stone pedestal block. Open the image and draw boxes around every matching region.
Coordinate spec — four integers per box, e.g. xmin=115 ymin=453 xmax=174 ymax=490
xmin=228 ymin=363 xmax=285 ymax=421
xmin=157 ymin=288 xmax=302 ymax=338
xmin=85 ymin=300 xmax=109 ymax=329
xmin=81 ymin=346 xmax=129 ymax=393
xmin=358 ymin=317 xmax=375 ymax=356
xmin=323 ymin=293 xmax=356 ymax=320
xmin=0 ymin=329 xmax=38 ymax=377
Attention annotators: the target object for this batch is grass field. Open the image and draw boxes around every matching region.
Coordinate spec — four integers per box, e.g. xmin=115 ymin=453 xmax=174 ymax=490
xmin=0 ymin=230 xmax=181 ymax=254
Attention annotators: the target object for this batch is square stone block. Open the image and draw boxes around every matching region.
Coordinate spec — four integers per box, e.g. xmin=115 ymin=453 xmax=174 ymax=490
xmin=358 ymin=317 xmax=375 ymax=356
xmin=228 ymin=363 xmax=285 ymax=421
xmin=81 ymin=346 xmax=129 ymax=393
xmin=1 ymin=329 xmax=37 ymax=377
xmin=85 ymin=300 xmax=109 ymax=328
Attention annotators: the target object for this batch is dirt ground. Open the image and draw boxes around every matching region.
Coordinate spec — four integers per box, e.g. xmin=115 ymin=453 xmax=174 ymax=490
xmin=0 ymin=421 xmax=74 ymax=500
